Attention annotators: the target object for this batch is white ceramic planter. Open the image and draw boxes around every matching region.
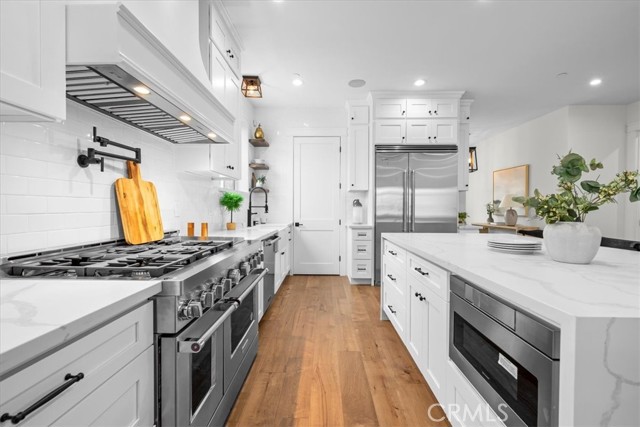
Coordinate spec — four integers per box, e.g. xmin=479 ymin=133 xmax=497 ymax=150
xmin=543 ymin=222 xmax=602 ymax=264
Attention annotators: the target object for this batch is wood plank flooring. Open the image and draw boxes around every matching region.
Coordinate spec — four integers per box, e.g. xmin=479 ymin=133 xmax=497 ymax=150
xmin=227 ymin=275 xmax=449 ymax=427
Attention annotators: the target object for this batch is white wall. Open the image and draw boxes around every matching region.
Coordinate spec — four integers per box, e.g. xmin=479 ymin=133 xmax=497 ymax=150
xmin=0 ymin=100 xmax=253 ymax=256
xmin=467 ymin=104 xmax=634 ymax=239
xmin=250 ymin=106 xmax=346 ymax=224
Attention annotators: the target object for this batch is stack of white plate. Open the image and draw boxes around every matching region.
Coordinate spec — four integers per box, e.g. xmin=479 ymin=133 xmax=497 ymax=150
xmin=487 ymin=236 xmax=542 ymax=254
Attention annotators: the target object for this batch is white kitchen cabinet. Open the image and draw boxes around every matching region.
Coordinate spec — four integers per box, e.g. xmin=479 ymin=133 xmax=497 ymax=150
xmin=460 ymin=99 xmax=473 ymax=123
xmin=375 ymin=98 xmax=407 ymax=118
xmin=458 ymin=123 xmax=471 ymax=191
xmin=407 ymin=98 xmax=459 ymax=119
xmin=176 ymin=140 xmax=239 ymax=180
xmin=209 ymin=1 xmax=241 ymax=78
xmin=210 ymin=42 xmax=227 ymax=103
xmin=406 ymin=120 xmax=431 ymax=144
xmin=349 ymin=105 xmax=370 ymax=124
xmin=347 ymin=226 xmax=373 ymax=283
xmin=0 ymin=302 xmax=154 ymax=426
xmin=348 ymin=126 xmax=370 ymax=190
xmin=375 ymin=119 xmax=407 ymax=145
xmin=432 ymin=119 xmax=458 ymax=144
xmin=0 ymin=0 xmax=65 ymax=122
xmin=407 ymin=279 xmax=448 ymax=403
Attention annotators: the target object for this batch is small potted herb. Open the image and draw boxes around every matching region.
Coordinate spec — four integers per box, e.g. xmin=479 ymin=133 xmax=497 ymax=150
xmin=256 ymin=175 xmax=266 ymax=187
xmin=219 ymin=192 xmax=244 ymax=230
xmin=485 ymin=203 xmax=496 ymax=223
xmin=514 ymin=152 xmax=639 ymax=264
xmin=458 ymin=212 xmax=469 ymax=225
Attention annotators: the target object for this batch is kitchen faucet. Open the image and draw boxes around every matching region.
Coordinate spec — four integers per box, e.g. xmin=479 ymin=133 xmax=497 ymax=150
xmin=247 ymin=187 xmax=268 ymax=227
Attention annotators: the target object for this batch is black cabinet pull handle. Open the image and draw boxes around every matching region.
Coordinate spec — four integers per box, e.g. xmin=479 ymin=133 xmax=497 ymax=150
xmin=1 ymin=373 xmax=84 ymax=425
xmin=294 ymin=222 xmax=304 ymax=227
xmin=387 ymin=274 xmax=396 ymax=281
xmin=388 ymin=250 xmax=397 ymax=256
xmin=388 ymin=305 xmax=396 ymax=314
xmin=414 ymin=267 xmax=429 ymax=276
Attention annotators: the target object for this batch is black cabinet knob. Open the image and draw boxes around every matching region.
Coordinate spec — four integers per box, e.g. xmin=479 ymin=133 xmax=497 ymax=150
xmin=415 ymin=292 xmax=420 ymax=297
xmin=419 ymin=296 xmax=426 ymax=301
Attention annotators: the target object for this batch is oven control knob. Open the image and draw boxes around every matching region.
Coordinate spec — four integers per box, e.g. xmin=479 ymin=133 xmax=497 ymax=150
xmin=213 ymin=284 xmax=224 ymax=301
xmin=249 ymin=258 xmax=257 ymax=269
xmin=240 ymin=262 xmax=251 ymax=275
xmin=187 ymin=300 xmax=203 ymax=318
xmin=200 ymin=290 xmax=215 ymax=308
xmin=222 ymin=278 xmax=233 ymax=292
xmin=227 ymin=269 xmax=241 ymax=285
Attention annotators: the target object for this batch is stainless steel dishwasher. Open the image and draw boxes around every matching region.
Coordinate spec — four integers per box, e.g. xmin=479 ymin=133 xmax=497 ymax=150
xmin=262 ymin=233 xmax=281 ymax=314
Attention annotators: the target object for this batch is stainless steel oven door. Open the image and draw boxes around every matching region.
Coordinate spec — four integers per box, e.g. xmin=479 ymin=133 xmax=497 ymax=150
xmin=449 ymin=292 xmax=559 ymax=427
xmin=224 ymin=278 xmax=259 ymax=388
xmin=159 ymin=304 xmax=233 ymax=427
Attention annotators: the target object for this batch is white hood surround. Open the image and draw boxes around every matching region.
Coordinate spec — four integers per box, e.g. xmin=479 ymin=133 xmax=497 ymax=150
xmin=66 ymin=2 xmax=233 ymax=144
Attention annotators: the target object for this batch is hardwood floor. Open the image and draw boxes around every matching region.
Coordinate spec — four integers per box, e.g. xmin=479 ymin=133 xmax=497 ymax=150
xmin=227 ymin=275 xmax=450 ymax=427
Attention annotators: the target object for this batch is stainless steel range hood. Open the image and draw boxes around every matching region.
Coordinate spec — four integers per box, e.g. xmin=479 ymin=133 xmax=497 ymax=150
xmin=66 ymin=2 xmax=233 ymax=144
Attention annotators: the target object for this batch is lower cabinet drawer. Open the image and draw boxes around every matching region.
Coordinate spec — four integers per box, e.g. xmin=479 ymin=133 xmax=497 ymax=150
xmin=408 ymin=252 xmax=449 ymax=300
xmin=351 ymin=259 xmax=372 ymax=278
xmin=383 ymin=283 xmax=405 ymax=338
xmin=352 ymin=240 xmax=372 ymax=260
xmin=353 ymin=228 xmax=372 ymax=240
xmin=0 ymin=302 xmax=154 ymax=426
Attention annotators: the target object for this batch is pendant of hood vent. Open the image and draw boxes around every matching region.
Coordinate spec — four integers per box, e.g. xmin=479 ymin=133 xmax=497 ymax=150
xmin=65 ymin=65 xmax=228 ymax=145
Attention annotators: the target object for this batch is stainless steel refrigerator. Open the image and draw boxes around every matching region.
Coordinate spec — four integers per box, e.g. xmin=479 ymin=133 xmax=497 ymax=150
xmin=374 ymin=145 xmax=459 ymax=284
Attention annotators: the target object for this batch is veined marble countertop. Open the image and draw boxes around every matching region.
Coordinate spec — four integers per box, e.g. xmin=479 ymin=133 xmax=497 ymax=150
xmin=383 ymin=233 xmax=640 ymax=323
xmin=211 ymin=223 xmax=292 ymax=243
xmin=0 ymin=279 xmax=161 ymax=378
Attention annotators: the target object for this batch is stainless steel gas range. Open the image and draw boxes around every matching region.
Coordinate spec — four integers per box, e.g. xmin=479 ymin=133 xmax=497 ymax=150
xmin=0 ymin=231 xmax=266 ymax=427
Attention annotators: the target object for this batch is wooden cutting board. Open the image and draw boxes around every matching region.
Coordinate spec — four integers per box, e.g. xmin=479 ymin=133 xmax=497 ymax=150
xmin=115 ymin=161 xmax=164 ymax=245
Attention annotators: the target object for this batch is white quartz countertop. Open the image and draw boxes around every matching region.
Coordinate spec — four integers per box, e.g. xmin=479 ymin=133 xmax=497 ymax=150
xmin=211 ymin=223 xmax=292 ymax=242
xmin=383 ymin=233 xmax=640 ymax=323
xmin=0 ymin=279 xmax=162 ymax=377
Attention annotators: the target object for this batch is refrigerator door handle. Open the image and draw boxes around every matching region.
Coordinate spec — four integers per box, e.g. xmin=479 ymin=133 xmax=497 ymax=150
xmin=402 ymin=171 xmax=408 ymax=232
xmin=410 ymin=170 xmax=416 ymax=232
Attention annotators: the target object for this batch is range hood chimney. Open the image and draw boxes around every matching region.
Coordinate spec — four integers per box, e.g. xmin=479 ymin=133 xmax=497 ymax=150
xmin=66 ymin=3 xmax=233 ymax=144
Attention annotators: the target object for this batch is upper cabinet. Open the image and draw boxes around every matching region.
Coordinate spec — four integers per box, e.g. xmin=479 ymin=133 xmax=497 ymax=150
xmin=373 ymin=92 xmax=465 ymax=145
xmin=349 ymin=105 xmax=369 ymax=125
xmin=346 ymin=102 xmax=371 ymax=191
xmin=0 ymin=0 xmax=65 ymax=122
xmin=209 ymin=1 xmax=241 ymax=79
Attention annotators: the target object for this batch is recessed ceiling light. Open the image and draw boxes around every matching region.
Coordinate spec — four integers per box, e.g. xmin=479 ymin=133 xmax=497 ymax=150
xmin=556 ymin=72 xmax=568 ymax=78
xmin=292 ymin=74 xmax=303 ymax=86
xmin=348 ymin=79 xmax=366 ymax=88
xmin=133 ymin=85 xmax=151 ymax=95
xmin=179 ymin=114 xmax=192 ymax=122
xmin=414 ymin=79 xmax=426 ymax=87
xmin=208 ymin=132 xmax=217 ymax=139
xmin=590 ymin=78 xmax=602 ymax=86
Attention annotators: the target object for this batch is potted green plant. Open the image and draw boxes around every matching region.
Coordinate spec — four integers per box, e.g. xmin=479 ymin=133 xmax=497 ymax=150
xmin=514 ymin=152 xmax=639 ymax=264
xmin=255 ymin=175 xmax=266 ymax=188
xmin=486 ymin=202 xmax=496 ymax=223
xmin=458 ymin=212 xmax=469 ymax=225
xmin=219 ymin=192 xmax=244 ymax=230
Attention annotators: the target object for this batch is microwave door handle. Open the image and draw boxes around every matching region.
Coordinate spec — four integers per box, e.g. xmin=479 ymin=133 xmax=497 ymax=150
xmin=237 ymin=268 xmax=268 ymax=303
xmin=178 ymin=305 xmax=235 ymax=353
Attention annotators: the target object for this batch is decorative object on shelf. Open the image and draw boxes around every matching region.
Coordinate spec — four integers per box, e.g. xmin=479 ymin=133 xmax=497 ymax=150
xmin=352 ymin=199 xmax=363 ymax=224
xmin=187 ymin=222 xmax=194 ymax=237
xmin=256 ymin=175 xmax=266 ymax=187
xmin=469 ymin=147 xmax=478 ymax=172
xmin=241 ymin=76 xmax=262 ymax=98
xmin=251 ymin=172 xmax=257 ymax=189
xmin=249 ymin=138 xmax=269 ymax=147
xmin=514 ymin=152 xmax=639 ymax=264
xmin=77 ymin=127 xmax=141 ymax=172
xmin=493 ymin=164 xmax=529 ymax=216
xmin=499 ymin=194 xmax=521 ymax=226
xmin=458 ymin=212 xmax=469 ymax=225
xmin=219 ymin=192 xmax=244 ymax=230
xmin=254 ymin=123 xmax=264 ymax=139
xmin=486 ymin=202 xmax=496 ymax=223
xmin=200 ymin=222 xmax=208 ymax=239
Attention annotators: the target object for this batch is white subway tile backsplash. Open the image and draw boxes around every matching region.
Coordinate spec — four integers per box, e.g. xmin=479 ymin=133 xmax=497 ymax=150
xmin=0 ymin=101 xmax=235 ymax=257
xmin=5 ymin=196 xmax=47 ymax=214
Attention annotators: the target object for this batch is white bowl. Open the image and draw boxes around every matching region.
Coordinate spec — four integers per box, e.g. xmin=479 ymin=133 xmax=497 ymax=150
xmin=251 ymin=159 xmax=266 ymax=164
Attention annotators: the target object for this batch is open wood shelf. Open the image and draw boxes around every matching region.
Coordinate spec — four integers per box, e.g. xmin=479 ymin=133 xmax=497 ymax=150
xmin=249 ymin=163 xmax=270 ymax=170
xmin=249 ymin=138 xmax=270 ymax=147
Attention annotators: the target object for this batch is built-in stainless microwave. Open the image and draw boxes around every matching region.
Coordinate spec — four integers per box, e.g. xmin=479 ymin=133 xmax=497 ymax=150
xmin=449 ymin=276 xmax=560 ymax=427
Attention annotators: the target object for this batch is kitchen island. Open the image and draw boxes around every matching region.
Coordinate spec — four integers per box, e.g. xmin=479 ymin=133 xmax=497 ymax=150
xmin=381 ymin=232 xmax=639 ymax=427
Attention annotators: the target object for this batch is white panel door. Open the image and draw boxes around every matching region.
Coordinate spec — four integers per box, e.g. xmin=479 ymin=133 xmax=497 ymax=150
xmin=406 ymin=120 xmax=431 ymax=144
xmin=293 ymin=137 xmax=341 ymax=275
xmin=374 ymin=120 xmax=406 ymax=145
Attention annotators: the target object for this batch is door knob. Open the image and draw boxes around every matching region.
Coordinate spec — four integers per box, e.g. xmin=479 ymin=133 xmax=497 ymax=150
xmin=295 ymin=222 xmax=304 ymax=227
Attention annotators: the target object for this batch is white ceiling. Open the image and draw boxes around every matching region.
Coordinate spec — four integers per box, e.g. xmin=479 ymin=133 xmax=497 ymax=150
xmin=224 ymin=0 xmax=639 ymax=142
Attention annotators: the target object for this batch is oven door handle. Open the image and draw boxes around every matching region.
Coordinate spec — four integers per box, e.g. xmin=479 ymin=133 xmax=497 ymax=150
xmin=237 ymin=268 xmax=268 ymax=303
xmin=177 ymin=306 xmax=236 ymax=353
